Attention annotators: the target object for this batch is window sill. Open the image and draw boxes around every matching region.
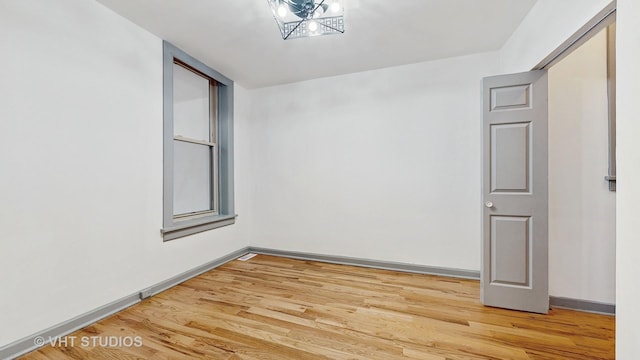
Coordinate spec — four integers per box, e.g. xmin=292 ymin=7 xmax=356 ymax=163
xmin=161 ymin=214 xmax=237 ymax=241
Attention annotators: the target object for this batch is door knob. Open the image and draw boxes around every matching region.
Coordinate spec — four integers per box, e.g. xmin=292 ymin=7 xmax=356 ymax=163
xmin=485 ymin=201 xmax=494 ymax=208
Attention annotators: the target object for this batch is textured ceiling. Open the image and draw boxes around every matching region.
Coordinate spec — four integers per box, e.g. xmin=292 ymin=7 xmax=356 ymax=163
xmin=96 ymin=0 xmax=537 ymax=88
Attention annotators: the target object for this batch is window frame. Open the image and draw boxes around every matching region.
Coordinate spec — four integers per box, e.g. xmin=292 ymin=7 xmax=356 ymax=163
xmin=161 ymin=41 xmax=235 ymax=241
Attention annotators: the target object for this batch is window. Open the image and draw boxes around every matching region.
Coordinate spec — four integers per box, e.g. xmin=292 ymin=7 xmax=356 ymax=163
xmin=162 ymin=41 xmax=235 ymax=241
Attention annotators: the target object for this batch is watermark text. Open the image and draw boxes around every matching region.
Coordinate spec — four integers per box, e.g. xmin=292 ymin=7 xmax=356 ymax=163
xmin=34 ymin=335 xmax=143 ymax=348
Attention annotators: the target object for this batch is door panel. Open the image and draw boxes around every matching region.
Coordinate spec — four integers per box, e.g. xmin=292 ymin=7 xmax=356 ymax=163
xmin=490 ymin=216 xmax=530 ymax=286
xmin=482 ymin=71 xmax=549 ymax=314
xmin=490 ymin=84 xmax=531 ymax=111
xmin=491 ymin=123 xmax=531 ymax=193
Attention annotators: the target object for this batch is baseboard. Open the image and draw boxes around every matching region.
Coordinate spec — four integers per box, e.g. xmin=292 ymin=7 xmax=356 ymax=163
xmin=138 ymin=247 xmax=249 ymax=300
xmin=0 ymin=246 xmax=250 ymax=360
xmin=247 ymin=247 xmax=481 ymax=280
xmin=550 ymin=296 xmax=615 ymax=315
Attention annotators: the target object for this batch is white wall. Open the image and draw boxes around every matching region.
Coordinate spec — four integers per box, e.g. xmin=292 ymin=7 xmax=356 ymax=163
xmin=249 ymin=52 xmax=500 ymax=271
xmin=0 ymin=0 xmax=250 ymax=347
xmin=548 ymin=29 xmax=616 ymax=304
xmin=615 ymin=0 xmax=640 ymax=358
xmin=499 ymin=0 xmax=612 ymax=74
xmin=247 ymin=29 xmax=618 ymax=305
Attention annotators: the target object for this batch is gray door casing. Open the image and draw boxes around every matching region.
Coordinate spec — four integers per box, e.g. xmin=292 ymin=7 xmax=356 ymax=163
xmin=481 ymin=71 xmax=549 ymax=314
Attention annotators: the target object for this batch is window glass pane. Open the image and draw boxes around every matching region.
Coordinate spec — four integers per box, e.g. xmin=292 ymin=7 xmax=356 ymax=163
xmin=173 ymin=140 xmax=211 ymax=215
xmin=173 ymin=63 xmax=210 ymax=142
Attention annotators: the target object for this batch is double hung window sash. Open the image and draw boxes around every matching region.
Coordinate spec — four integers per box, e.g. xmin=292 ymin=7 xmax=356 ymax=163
xmin=172 ymin=62 xmax=219 ymax=219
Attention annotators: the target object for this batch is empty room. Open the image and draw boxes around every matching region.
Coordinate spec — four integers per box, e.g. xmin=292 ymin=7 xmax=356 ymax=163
xmin=1 ymin=0 xmax=639 ymax=359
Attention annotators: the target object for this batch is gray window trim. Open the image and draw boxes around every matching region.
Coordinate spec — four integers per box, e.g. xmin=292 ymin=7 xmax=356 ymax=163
xmin=162 ymin=41 xmax=235 ymax=241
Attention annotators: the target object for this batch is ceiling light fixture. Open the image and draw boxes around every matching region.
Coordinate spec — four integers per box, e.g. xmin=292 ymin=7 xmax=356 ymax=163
xmin=267 ymin=0 xmax=344 ymax=40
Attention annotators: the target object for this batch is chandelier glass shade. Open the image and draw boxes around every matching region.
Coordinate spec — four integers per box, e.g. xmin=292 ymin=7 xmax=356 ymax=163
xmin=267 ymin=0 xmax=344 ymax=40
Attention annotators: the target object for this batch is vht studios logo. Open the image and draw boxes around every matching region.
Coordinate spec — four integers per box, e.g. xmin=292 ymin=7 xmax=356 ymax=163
xmin=34 ymin=335 xmax=143 ymax=348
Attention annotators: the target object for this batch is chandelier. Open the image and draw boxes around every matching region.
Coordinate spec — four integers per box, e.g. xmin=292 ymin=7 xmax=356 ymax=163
xmin=267 ymin=0 xmax=344 ymax=40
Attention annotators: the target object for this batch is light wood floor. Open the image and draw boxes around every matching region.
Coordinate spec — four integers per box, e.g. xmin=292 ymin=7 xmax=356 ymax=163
xmin=22 ymin=255 xmax=615 ymax=359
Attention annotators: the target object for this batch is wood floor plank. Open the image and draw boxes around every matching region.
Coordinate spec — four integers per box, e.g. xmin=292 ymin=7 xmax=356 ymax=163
xmin=20 ymin=255 xmax=614 ymax=359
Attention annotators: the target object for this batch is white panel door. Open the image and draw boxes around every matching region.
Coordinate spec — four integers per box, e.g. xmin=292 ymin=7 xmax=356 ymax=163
xmin=481 ymin=71 xmax=549 ymax=314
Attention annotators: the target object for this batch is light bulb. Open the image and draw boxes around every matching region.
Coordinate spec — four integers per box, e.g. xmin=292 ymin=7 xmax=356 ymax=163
xmin=308 ymin=20 xmax=319 ymax=32
xmin=330 ymin=1 xmax=341 ymax=12
xmin=277 ymin=5 xmax=287 ymax=17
